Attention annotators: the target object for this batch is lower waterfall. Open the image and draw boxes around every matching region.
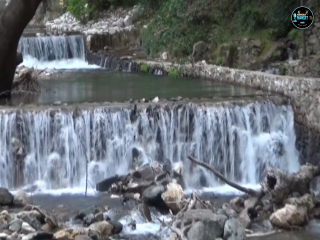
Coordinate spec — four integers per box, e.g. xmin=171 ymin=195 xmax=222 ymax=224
xmin=0 ymin=101 xmax=300 ymax=193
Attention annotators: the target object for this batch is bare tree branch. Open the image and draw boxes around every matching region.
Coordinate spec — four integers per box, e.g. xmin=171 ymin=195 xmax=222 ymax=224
xmin=187 ymin=156 xmax=260 ymax=196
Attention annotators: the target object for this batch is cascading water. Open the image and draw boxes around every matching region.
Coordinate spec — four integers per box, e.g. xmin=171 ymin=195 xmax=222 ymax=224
xmin=17 ymin=35 xmax=99 ymax=70
xmin=0 ymin=101 xmax=300 ymax=193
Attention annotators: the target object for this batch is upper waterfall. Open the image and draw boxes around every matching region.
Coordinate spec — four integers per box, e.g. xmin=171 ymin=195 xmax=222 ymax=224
xmin=0 ymin=101 xmax=300 ymax=192
xmin=18 ymin=35 xmax=85 ymax=61
xmin=17 ymin=35 xmax=99 ymax=70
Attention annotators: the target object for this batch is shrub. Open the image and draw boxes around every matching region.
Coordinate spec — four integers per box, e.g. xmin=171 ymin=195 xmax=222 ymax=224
xmin=140 ymin=63 xmax=149 ymax=73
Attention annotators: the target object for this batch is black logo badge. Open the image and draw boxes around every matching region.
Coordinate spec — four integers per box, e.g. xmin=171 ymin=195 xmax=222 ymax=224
xmin=291 ymin=6 xmax=314 ymax=29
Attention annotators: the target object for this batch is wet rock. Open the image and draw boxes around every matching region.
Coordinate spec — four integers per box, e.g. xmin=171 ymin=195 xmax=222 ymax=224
xmin=32 ymin=231 xmax=54 ymax=240
xmin=75 ymin=235 xmax=92 ymax=240
xmin=223 ymin=218 xmax=246 ymax=240
xmin=142 ymin=185 xmax=169 ymax=214
xmin=238 ymin=209 xmax=251 ymax=229
xmin=152 ymin=96 xmax=159 ymax=103
xmin=41 ymin=223 xmax=53 ymax=232
xmin=88 ymin=229 xmax=100 ymax=240
xmin=20 ymin=214 xmax=42 ymax=231
xmin=0 ymin=188 xmax=13 ymax=206
xmin=185 ymin=209 xmax=227 ymax=240
xmin=222 ymin=203 xmax=237 ymax=218
xmin=75 ymin=206 xmax=101 ymax=221
xmin=13 ymin=190 xmax=32 ymax=206
xmin=108 ymin=220 xmax=123 ymax=234
xmin=17 ymin=211 xmax=42 ymax=221
xmin=270 ymin=204 xmax=307 ymax=228
xmin=230 ymin=197 xmax=245 ymax=213
xmin=53 ymin=101 xmax=62 ymax=106
xmin=284 ymin=193 xmax=314 ymax=213
xmin=54 ymin=230 xmax=70 ymax=239
xmin=9 ymin=219 xmax=23 ymax=232
xmin=96 ymin=175 xmax=119 ymax=192
xmin=21 ymin=222 xmax=36 ymax=234
xmin=89 ymin=220 xmax=113 ymax=237
xmin=161 ymin=182 xmax=184 ymax=214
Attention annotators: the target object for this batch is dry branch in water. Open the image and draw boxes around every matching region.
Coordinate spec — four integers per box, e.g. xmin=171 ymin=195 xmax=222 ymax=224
xmin=12 ymin=67 xmax=44 ymax=93
xmin=187 ymin=156 xmax=260 ymax=196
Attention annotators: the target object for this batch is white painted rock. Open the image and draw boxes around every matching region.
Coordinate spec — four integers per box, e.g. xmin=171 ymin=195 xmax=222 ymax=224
xmin=161 ymin=182 xmax=185 ymax=214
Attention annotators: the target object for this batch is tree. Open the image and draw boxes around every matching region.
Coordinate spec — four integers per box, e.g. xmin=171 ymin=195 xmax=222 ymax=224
xmin=0 ymin=0 xmax=42 ymax=98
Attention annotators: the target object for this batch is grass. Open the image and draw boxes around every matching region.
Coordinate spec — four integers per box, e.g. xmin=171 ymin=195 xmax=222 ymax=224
xmin=140 ymin=63 xmax=149 ymax=73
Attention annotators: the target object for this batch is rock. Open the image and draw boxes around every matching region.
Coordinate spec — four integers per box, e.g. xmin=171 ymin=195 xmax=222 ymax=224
xmin=54 ymin=230 xmax=70 ymax=239
xmin=20 ymin=213 xmax=42 ymax=230
xmin=84 ymin=213 xmax=95 ymax=226
xmin=161 ymin=52 xmax=168 ymax=60
xmin=14 ymin=190 xmax=32 ymax=206
xmin=21 ymin=222 xmax=36 ymax=234
xmin=142 ymin=185 xmax=169 ymax=214
xmin=238 ymin=209 xmax=251 ymax=229
xmin=230 ymin=197 xmax=245 ymax=213
xmin=151 ymin=96 xmax=159 ymax=103
xmin=95 ymin=212 xmax=104 ymax=222
xmin=17 ymin=210 xmax=42 ymax=221
xmin=185 ymin=210 xmax=227 ymax=240
xmin=9 ymin=219 xmax=23 ymax=232
xmin=89 ymin=221 xmax=113 ymax=237
xmin=223 ymin=218 xmax=246 ymax=240
xmin=270 ymin=204 xmax=307 ymax=228
xmin=124 ymin=15 xmax=132 ymax=27
xmin=75 ymin=235 xmax=92 ymax=240
xmin=96 ymin=175 xmax=119 ymax=192
xmin=284 ymin=193 xmax=314 ymax=213
xmin=108 ymin=220 xmax=123 ymax=234
xmin=161 ymin=182 xmax=184 ymax=214
xmin=53 ymin=101 xmax=61 ymax=106
xmin=0 ymin=188 xmax=13 ymax=206
xmin=41 ymin=223 xmax=53 ymax=232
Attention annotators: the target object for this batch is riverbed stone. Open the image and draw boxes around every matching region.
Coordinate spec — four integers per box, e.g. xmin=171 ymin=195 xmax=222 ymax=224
xmin=21 ymin=222 xmax=36 ymax=234
xmin=230 ymin=197 xmax=245 ymax=213
xmin=0 ymin=188 xmax=13 ymax=206
xmin=284 ymin=193 xmax=315 ymax=213
xmin=183 ymin=210 xmax=227 ymax=240
xmin=89 ymin=221 xmax=113 ymax=237
xmin=9 ymin=219 xmax=23 ymax=232
xmin=14 ymin=190 xmax=32 ymax=206
xmin=223 ymin=218 xmax=246 ymax=240
xmin=161 ymin=182 xmax=184 ymax=214
xmin=270 ymin=204 xmax=307 ymax=228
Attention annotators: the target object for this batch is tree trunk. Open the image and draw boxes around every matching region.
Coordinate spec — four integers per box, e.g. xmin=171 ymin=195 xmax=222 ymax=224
xmin=0 ymin=0 xmax=42 ymax=98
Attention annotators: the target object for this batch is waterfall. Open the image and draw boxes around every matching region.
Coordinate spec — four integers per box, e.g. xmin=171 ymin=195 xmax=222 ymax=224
xmin=0 ymin=101 xmax=300 ymax=192
xmin=17 ymin=35 xmax=98 ymax=70
xmin=18 ymin=35 xmax=85 ymax=61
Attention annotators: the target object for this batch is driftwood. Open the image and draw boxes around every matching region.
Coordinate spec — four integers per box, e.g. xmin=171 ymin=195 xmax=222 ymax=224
xmin=12 ymin=67 xmax=43 ymax=93
xmin=188 ymin=156 xmax=320 ymax=209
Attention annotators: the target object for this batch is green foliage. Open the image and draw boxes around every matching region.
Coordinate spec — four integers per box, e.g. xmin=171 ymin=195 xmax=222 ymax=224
xmin=279 ymin=64 xmax=287 ymax=75
xmin=288 ymin=29 xmax=301 ymax=45
xmin=140 ymin=63 xmax=149 ymax=73
xmin=168 ymin=68 xmax=178 ymax=78
xmin=66 ymin=0 xmax=97 ymax=23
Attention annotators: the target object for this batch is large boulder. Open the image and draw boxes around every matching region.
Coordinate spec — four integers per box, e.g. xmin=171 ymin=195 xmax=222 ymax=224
xmin=142 ymin=185 xmax=169 ymax=214
xmin=238 ymin=209 xmax=251 ymax=229
xmin=183 ymin=209 xmax=227 ymax=240
xmin=270 ymin=204 xmax=307 ymax=228
xmin=14 ymin=190 xmax=32 ymax=206
xmin=230 ymin=197 xmax=245 ymax=213
xmin=223 ymin=218 xmax=246 ymax=240
xmin=0 ymin=188 xmax=13 ymax=206
xmin=161 ymin=183 xmax=184 ymax=214
xmin=89 ymin=221 xmax=113 ymax=237
xmin=284 ymin=194 xmax=314 ymax=213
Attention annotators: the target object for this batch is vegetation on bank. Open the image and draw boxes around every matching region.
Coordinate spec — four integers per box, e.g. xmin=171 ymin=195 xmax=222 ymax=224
xmin=66 ymin=0 xmax=300 ymax=64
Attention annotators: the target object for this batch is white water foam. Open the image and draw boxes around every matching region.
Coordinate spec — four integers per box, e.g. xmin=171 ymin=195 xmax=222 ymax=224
xmin=20 ymin=55 xmax=100 ymax=70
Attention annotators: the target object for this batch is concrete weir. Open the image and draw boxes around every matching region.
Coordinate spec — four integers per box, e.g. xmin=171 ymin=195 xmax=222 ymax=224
xmin=126 ymin=60 xmax=320 ymax=165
